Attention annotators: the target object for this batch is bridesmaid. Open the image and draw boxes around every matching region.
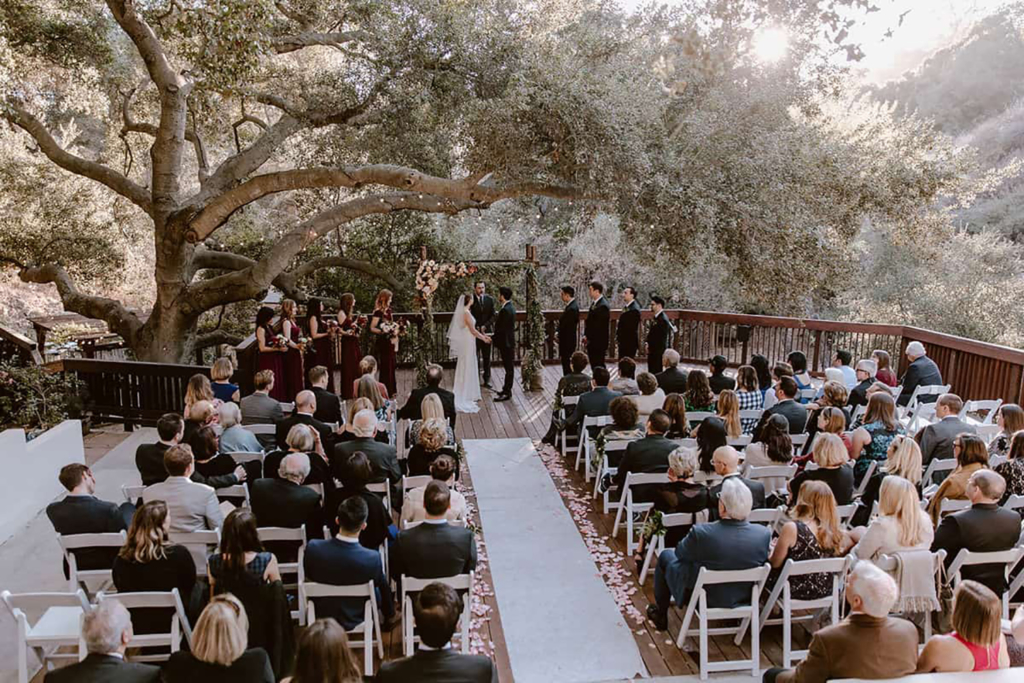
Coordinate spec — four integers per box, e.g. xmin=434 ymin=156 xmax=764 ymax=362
xmin=306 ymin=299 xmax=336 ymax=393
xmin=279 ymin=298 xmax=306 ymax=402
xmin=369 ymin=289 xmax=397 ymax=397
xmin=254 ymin=306 xmax=287 ymax=401
xmin=338 ymin=293 xmax=362 ymax=400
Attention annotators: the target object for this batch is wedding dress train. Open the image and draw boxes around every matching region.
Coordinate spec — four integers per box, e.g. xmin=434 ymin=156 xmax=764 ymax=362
xmin=449 ymin=295 xmax=482 ymax=413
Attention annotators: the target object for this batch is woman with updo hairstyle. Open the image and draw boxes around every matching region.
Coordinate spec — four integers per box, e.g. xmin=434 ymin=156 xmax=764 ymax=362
xmin=282 ymin=618 xmax=361 ymax=683
xmin=401 ymin=454 xmax=466 ymax=525
xmin=279 ymin=298 xmax=306 ymax=401
xmin=306 ymin=299 xmax=336 ymax=394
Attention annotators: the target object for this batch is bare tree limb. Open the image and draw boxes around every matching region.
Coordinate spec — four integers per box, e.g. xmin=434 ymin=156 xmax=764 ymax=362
xmin=271 ymin=31 xmax=368 ymax=54
xmin=121 ymin=85 xmax=208 ymax=176
xmin=105 ymin=0 xmax=178 ymax=90
xmin=195 ymin=329 xmax=243 ymax=348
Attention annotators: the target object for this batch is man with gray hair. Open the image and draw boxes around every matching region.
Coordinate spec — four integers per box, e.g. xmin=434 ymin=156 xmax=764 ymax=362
xmin=655 ymin=348 xmax=688 ymax=394
xmin=764 ymin=562 xmax=918 ymax=683
xmin=647 ymin=478 xmax=770 ymax=631
xmin=897 ymin=340 xmax=943 ymax=406
xmin=846 ymin=359 xmax=877 ymax=410
xmin=275 ymin=388 xmax=336 ymax=452
xmin=46 ymin=599 xmax=159 ymax=682
xmin=251 ymin=451 xmax=323 ymax=561
xmin=332 ymin=409 xmax=401 ymax=491
xmin=398 ymin=363 xmax=457 ymax=426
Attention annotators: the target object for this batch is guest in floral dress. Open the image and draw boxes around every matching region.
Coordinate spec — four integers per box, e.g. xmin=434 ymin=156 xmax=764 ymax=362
xmin=766 ymin=480 xmax=848 ymax=600
xmin=994 ymin=430 xmax=1024 ymax=506
xmin=850 ymin=392 xmax=904 ymax=485
xmin=988 ymin=404 xmax=1024 ymax=458
xmin=735 ymin=365 xmax=764 ymax=435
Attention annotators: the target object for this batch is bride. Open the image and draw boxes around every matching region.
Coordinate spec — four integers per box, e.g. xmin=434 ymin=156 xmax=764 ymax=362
xmin=448 ymin=293 xmax=492 ymax=413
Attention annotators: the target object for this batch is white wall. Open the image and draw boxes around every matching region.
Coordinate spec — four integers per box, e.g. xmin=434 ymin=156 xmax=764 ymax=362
xmin=0 ymin=421 xmax=83 ymax=545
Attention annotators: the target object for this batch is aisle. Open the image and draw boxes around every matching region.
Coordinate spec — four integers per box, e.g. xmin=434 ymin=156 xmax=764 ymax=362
xmin=465 ymin=438 xmax=647 ymax=683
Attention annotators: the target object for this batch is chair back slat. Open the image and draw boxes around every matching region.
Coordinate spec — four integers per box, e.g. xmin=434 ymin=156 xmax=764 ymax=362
xmin=257 ymin=525 xmax=306 ymax=542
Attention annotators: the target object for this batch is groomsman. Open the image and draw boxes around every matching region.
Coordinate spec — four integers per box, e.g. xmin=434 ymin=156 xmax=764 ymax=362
xmin=646 ymin=295 xmax=674 ymax=375
xmin=470 ymin=281 xmax=496 ymax=388
xmin=493 ymin=287 xmax=517 ymax=402
xmin=558 ymin=286 xmax=580 ymax=375
xmin=617 ymin=286 xmax=641 ymax=360
xmin=583 ymin=281 xmax=610 ymax=371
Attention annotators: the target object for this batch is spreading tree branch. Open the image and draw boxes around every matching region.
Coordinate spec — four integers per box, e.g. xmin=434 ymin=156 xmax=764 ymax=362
xmin=271 ymin=31 xmax=368 ymax=54
xmin=120 ymin=85 xmax=208 ymax=176
xmin=194 ymin=329 xmax=243 ymax=348
xmin=105 ymin=0 xmax=178 ymax=90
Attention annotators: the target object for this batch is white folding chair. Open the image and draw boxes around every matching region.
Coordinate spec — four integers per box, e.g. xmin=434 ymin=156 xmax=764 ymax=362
xmin=302 ymin=579 xmax=383 ymax=676
xmin=902 ymin=384 xmax=950 ymax=430
xmin=216 ymin=483 xmax=250 ymax=507
xmin=850 ymin=405 xmax=867 ymax=425
xmin=728 ymin=435 xmax=752 ymax=448
xmin=978 ymin=424 xmax=1002 ymax=446
xmin=876 ymin=550 xmax=945 ymax=642
xmin=280 ymin=401 xmax=296 ymax=415
xmin=1003 ymin=494 xmax=1024 ymax=513
xmin=739 ymin=409 xmax=764 ymax=422
xmin=852 ymin=460 xmax=877 ymax=499
xmin=122 ymin=484 xmax=146 ymax=503
xmin=747 ymin=507 xmax=783 ymax=526
xmin=835 ymin=504 xmax=857 ymax=528
xmin=611 ymin=472 xmax=670 ymax=556
xmin=401 ymin=572 xmax=474 ymax=656
xmin=687 ymin=411 xmax=714 ymax=426
xmin=790 ymin=433 xmax=809 ymax=449
xmin=592 ymin=439 xmax=634 ymax=513
xmin=674 ymin=564 xmax=771 ymax=679
xmin=2 ymin=590 xmax=91 ymax=683
xmin=258 ymin=525 xmax=306 ymax=621
xmin=57 ymin=531 xmax=127 ymax=593
xmin=401 ymin=475 xmax=432 ymax=501
xmin=227 ymin=451 xmax=264 ymax=467
xmin=735 ymin=556 xmax=852 ymax=668
xmin=559 ymin=395 xmax=580 ymax=457
xmin=577 ymin=415 xmax=613 ymax=479
xmin=693 ymin=470 xmax=723 ymax=485
xmin=168 ymin=529 xmax=221 ymax=577
xmin=922 ymin=457 xmax=956 ymax=486
xmin=960 ymin=399 xmax=1003 ymax=426
xmin=887 ymin=384 xmax=903 ymax=399
xmin=98 ymin=588 xmax=192 ymax=662
xmin=243 ymin=423 xmax=276 ymax=435
xmin=939 ymin=498 xmax=972 ymax=515
xmin=638 ymin=512 xmax=703 ymax=584
xmin=798 ymin=388 xmax=817 ymax=402
xmin=946 ymin=547 xmax=1024 ymax=619
xmin=746 ymin=465 xmax=797 ymax=497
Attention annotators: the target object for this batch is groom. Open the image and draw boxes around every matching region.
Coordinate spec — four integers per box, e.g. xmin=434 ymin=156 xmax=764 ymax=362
xmin=493 ymin=287 xmax=516 ymax=402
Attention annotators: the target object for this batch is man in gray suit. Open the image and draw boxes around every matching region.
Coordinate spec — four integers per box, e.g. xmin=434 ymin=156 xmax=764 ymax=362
xmin=240 ymin=369 xmax=284 ymax=449
xmin=331 ymin=409 xmax=401 ymax=489
xmin=918 ymin=393 xmax=976 ymax=467
xmin=143 ymin=445 xmax=224 ymax=532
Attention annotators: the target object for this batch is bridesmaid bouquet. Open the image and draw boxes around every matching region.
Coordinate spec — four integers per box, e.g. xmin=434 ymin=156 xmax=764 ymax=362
xmin=296 ymin=335 xmax=311 ymax=353
xmin=270 ymin=334 xmax=288 ymax=349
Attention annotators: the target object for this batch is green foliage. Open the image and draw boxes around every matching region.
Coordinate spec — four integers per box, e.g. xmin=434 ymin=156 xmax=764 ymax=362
xmin=0 ymin=356 xmax=83 ymax=430
xmin=520 ymin=264 xmax=543 ymax=391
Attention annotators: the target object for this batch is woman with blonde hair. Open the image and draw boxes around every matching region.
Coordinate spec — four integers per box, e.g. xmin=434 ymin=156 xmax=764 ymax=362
xmin=165 ymin=594 xmax=274 ymax=681
xmin=851 ymin=434 xmax=922 ymax=526
xmin=409 ymin=393 xmax=455 ymax=447
xmin=185 ymin=373 xmax=217 ymax=420
xmin=369 ymin=289 xmax=397 ymax=395
xmin=850 ymin=476 xmax=933 ymax=563
xmin=767 ymin=481 xmax=846 ymax=599
xmin=850 ymin=392 xmax=904 ymax=483
xmin=282 ymin=618 xmax=361 ymax=683
xmin=788 ymin=432 xmax=854 ymax=504
xmin=988 ymin=404 xmax=1024 ymax=457
xmin=917 ymin=580 xmax=1010 ymax=672
xmin=210 ymin=357 xmax=240 ymax=403
xmin=927 ymin=433 xmax=989 ymax=525
xmin=408 ymin=417 xmax=460 ymax=479
xmin=715 ymin=390 xmax=741 ymax=439
xmin=336 ymin=397 xmax=387 ymax=445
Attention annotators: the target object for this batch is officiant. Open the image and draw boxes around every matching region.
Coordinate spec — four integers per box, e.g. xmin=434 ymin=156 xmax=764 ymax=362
xmin=471 ymin=281 xmax=496 ymax=389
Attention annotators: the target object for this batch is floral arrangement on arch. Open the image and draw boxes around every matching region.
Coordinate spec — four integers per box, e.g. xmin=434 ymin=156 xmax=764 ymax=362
xmin=415 ymin=260 xmax=478 ymax=301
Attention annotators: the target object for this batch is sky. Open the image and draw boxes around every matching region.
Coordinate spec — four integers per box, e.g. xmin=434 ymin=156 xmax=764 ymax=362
xmin=619 ymin=0 xmax=1012 ymax=84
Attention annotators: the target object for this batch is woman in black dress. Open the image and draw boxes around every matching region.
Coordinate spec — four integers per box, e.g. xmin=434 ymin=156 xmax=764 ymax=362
xmin=695 ymin=416 xmax=728 ymax=474
xmin=788 ymin=432 xmax=855 ymax=505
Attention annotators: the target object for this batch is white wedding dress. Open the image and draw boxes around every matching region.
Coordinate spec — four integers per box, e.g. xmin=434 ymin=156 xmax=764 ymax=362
xmin=449 ymin=295 xmax=482 ymax=413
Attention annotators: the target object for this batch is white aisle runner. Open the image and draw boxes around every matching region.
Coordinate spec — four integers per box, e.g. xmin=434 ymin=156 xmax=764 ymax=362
xmin=466 ymin=438 xmax=647 ymax=683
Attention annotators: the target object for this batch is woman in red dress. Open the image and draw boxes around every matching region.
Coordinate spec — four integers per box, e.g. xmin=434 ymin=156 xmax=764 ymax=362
xmin=255 ymin=306 xmax=287 ymax=401
xmin=338 ymin=293 xmax=363 ymax=400
xmin=306 ymin=299 xmax=336 ymax=393
xmin=279 ymin=299 xmax=306 ymax=402
xmin=369 ymin=289 xmax=398 ymax=397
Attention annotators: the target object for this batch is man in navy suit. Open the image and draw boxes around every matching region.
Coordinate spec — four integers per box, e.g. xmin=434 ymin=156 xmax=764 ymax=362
xmin=583 ymin=280 xmax=611 ymax=370
xmin=492 ymin=286 xmax=517 ymax=401
xmin=647 ymin=478 xmax=770 ymax=630
xmin=391 ymin=481 xmax=477 ymax=582
xmin=303 ymin=497 xmax=394 ymax=629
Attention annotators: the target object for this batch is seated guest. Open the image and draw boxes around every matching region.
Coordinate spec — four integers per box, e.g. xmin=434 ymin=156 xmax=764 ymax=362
xmin=184 ymin=374 xmax=218 ymax=421
xmin=752 ymin=376 xmax=807 ymax=441
xmin=767 ymin=481 xmax=846 ymax=600
xmin=309 ymin=365 xmax=342 ymax=425
xmin=192 ymin=425 xmax=236 ymax=479
xmin=919 ymin=393 xmax=977 ymax=467
xmin=402 ymin=455 xmax=466 ymax=525
xmin=789 ymin=433 xmax=854 ymax=505
xmin=851 ymin=476 xmax=933 ymax=564
xmin=165 ymin=594 xmax=274 ymax=683
xmin=799 ymin=404 xmax=851 ymax=462
xmin=995 ymin=430 xmax=1024 ymax=505
xmin=695 ymin=416 xmax=728 ymax=474
xmin=143 ymin=445 xmax=224 ymax=531
xmin=352 ymin=355 xmax=390 ymax=400
xmin=684 ymin=370 xmax=715 ymax=412
xmin=650 ymin=447 xmax=710 ymax=548
xmin=45 ymin=599 xmax=160 ymax=682
xmin=332 ymin=409 xmax=400 ymax=487
xmin=46 ymin=463 xmax=130 ymax=580
xmin=917 ymin=580 xmax=1010 ymax=671
xmin=707 ymin=446 xmax=766 ymax=518
xmin=715 ymin=389 xmax=741 ymax=440
xmin=989 ymin=404 xmax=1024 ymax=458
xmin=276 ymin=390 xmax=335 ymax=452
xmin=647 ymin=479 xmax=771 ymax=631
xmin=303 ymin=497 xmax=395 ymax=630
xmin=183 ymin=399 xmax=216 ymax=448
xmin=656 ymin=349 xmax=688 ymax=394
xmin=211 ymin=357 xmax=240 ymax=404
xmin=873 ymin=349 xmax=898 ymax=387
xmin=594 ymin=396 xmax=645 ymax=470
xmin=610 ymin=409 xmax=677 ymax=495
xmin=398 ymin=362 xmax=456 ymax=424
xmin=333 ymin=452 xmax=390 ymax=549
xmin=735 ymin=365 xmax=764 ymax=434
xmin=208 ymin=508 xmax=281 ymax=594
xmin=251 ymin=453 xmax=323 ymax=559
xmin=897 ymin=341 xmax=943 ymax=406
xmin=391 ymin=481 xmax=477 ymax=581
xmin=336 ymin=397 xmax=386 ymax=445
xmin=751 ymin=354 xmax=773 ymax=401
xmin=610 ymin=357 xmax=639 ymax=396
xmin=833 ymin=349 xmax=857 ymax=389
xmin=847 ymin=359 xmax=876 ymax=411
xmin=926 ymin=433 xmax=990 ymax=525
xmin=376 ymin=583 xmax=497 ymax=683
xmin=662 ymin=393 xmax=688 ymax=438
xmin=240 ymin=370 xmax=283 ymax=450
xmin=218 ymin=403 xmax=263 ymax=455
xmin=630 ymin=371 xmax=666 ymax=417
xmin=282 ymin=618 xmax=362 ymax=683
xmin=358 ymin=373 xmax=392 ymax=423
xmin=932 ymin=470 xmax=1021 ymax=595
xmin=787 ymin=351 xmax=813 ymax=399
xmin=763 ymin=562 xmax=918 ymax=683
xmin=264 ymin=424 xmax=333 ymax=493
xmin=408 ymin=418 xmax=461 ymax=479
xmin=137 ymin=413 xmax=187 ymax=485
xmin=409 ymin=393 xmax=456 ymax=448
xmin=762 ymin=362 xmax=794 ymax=410
xmin=708 ymin=354 xmax=735 ymax=394
xmin=560 ymin=366 xmax=621 ymax=436
xmin=850 ymin=392 xmax=904 ymax=484
xmin=542 ymin=352 xmax=592 ymax=444
xmin=112 ymin=501 xmax=197 ymax=635
xmin=741 ymin=414 xmax=793 ymax=492
xmin=850 ymin=434 xmax=923 ymax=527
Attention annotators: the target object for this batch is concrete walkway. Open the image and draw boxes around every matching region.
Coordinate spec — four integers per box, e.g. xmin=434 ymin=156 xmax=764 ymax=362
xmin=465 ymin=438 xmax=647 ymax=683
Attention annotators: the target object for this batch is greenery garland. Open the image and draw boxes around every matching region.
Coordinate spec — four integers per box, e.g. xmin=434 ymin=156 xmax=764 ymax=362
xmin=521 ymin=263 xmax=544 ymax=392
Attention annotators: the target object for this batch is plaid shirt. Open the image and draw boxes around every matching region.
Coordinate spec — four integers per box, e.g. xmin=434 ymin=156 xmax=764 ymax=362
xmin=736 ymin=390 xmax=763 ymax=434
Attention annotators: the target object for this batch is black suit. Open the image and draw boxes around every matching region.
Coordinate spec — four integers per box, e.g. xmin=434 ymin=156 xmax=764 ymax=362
xmin=847 ymin=378 xmax=872 ymax=410
xmin=646 ymin=311 xmax=673 ymax=374
xmin=897 ymin=355 xmax=943 ymax=406
xmin=45 ymin=495 xmax=130 ymax=580
xmin=752 ymin=399 xmax=808 ymax=441
xmin=251 ymin=479 xmax=323 ymax=560
xmin=656 ymin=367 xmax=689 ymax=395
xmin=136 ymin=441 xmax=238 ymax=488
xmin=493 ymin=300 xmax=516 ymax=396
xmin=311 ymin=386 xmax=343 ymax=425
xmin=398 ymin=386 xmax=457 ymax=427
xmin=565 ymin=387 xmax=622 ymax=436
xmin=275 ymin=412 xmax=335 ymax=452
xmin=471 ymin=293 xmax=496 ymax=384
xmin=707 ymin=474 xmax=766 ymax=520
xmin=931 ymin=503 xmax=1021 ymax=595
xmin=45 ymin=653 xmax=160 ymax=683
xmin=558 ymin=299 xmax=580 ymax=374
xmin=391 ymin=521 xmax=477 ymax=581
xmin=377 ymin=649 xmax=498 ymax=683
xmin=617 ymin=300 xmax=642 ymax=359
xmin=612 ymin=434 xmax=676 ymax=494
xmin=332 ymin=437 xmax=401 ymax=488
xmin=585 ymin=296 xmax=611 ymax=370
